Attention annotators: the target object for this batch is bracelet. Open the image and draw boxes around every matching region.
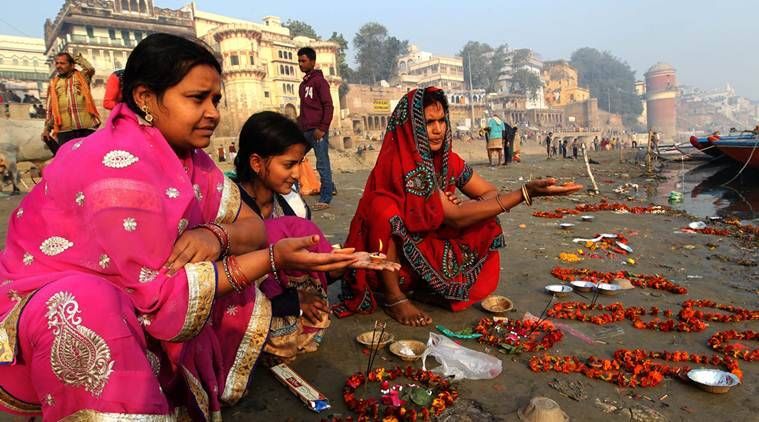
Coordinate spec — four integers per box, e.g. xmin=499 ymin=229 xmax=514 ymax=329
xmin=198 ymin=223 xmax=230 ymax=259
xmin=521 ymin=184 xmax=533 ymax=206
xmin=222 ymin=256 xmax=243 ymax=292
xmin=495 ymin=194 xmax=508 ymax=213
xmin=227 ymin=255 xmax=249 ymax=289
xmin=268 ymin=244 xmax=281 ymax=284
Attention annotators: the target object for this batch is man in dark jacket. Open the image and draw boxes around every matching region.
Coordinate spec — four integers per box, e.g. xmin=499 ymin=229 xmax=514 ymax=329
xmin=298 ymin=47 xmax=335 ymax=210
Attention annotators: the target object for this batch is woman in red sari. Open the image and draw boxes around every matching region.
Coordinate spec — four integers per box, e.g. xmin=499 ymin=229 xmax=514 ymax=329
xmin=337 ymin=88 xmax=581 ymax=326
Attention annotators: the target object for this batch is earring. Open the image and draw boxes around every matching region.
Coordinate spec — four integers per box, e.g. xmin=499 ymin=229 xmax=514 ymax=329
xmin=141 ymin=104 xmax=154 ymax=124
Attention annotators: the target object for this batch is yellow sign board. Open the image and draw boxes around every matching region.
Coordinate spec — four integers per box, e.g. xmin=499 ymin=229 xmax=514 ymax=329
xmin=372 ymin=99 xmax=390 ymax=113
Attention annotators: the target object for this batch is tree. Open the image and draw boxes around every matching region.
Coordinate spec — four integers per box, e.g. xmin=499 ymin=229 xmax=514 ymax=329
xmin=459 ymin=41 xmax=493 ymax=90
xmin=328 ymin=32 xmax=353 ymax=99
xmin=570 ymin=47 xmax=643 ymax=126
xmin=510 ymin=68 xmax=543 ymax=100
xmin=283 ymin=19 xmax=319 ymax=39
xmin=353 ymin=23 xmax=408 ymax=84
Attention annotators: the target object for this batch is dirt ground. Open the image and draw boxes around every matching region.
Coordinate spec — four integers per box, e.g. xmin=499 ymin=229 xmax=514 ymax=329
xmin=0 ymin=143 xmax=756 ymax=421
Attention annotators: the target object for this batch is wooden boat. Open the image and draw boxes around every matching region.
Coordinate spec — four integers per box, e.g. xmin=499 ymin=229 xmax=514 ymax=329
xmin=713 ymin=136 xmax=759 ymax=169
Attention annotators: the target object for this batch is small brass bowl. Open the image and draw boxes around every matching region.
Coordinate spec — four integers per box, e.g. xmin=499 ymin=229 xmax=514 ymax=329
xmin=481 ymin=295 xmax=514 ymax=314
xmin=389 ymin=340 xmax=426 ymax=361
xmin=356 ymin=331 xmax=394 ymax=348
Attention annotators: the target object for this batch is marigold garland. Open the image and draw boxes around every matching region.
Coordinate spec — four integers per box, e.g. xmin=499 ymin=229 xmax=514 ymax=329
xmin=341 ymin=367 xmax=457 ymax=422
xmin=708 ymin=330 xmax=759 ymax=361
xmin=545 ymin=300 xmax=757 ymax=333
xmin=529 ymin=348 xmax=743 ymax=388
xmin=533 ymin=201 xmax=667 ymax=219
xmin=473 ymin=318 xmax=564 ymax=352
xmin=682 ymin=227 xmax=732 ymax=236
xmin=679 ymin=299 xmax=759 ymax=323
xmin=551 ymin=267 xmax=687 ymax=294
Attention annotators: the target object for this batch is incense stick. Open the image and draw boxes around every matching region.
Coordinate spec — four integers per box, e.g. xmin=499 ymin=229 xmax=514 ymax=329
xmin=526 ymin=294 xmax=554 ymax=338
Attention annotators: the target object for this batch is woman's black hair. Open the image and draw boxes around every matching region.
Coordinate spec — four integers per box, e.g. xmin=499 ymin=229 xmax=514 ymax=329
xmin=422 ymin=88 xmax=449 ymax=113
xmin=122 ymin=33 xmax=221 ymax=117
xmin=234 ymin=111 xmax=310 ymax=183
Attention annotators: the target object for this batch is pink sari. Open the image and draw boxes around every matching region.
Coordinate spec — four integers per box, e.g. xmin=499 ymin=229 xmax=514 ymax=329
xmin=0 ymin=104 xmax=271 ymax=420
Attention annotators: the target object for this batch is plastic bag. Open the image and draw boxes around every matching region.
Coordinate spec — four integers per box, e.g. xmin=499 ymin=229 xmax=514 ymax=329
xmin=420 ymin=332 xmax=502 ymax=380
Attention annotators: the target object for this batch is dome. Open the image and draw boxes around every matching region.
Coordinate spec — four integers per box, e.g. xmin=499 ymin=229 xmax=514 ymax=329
xmin=646 ymin=62 xmax=675 ymax=74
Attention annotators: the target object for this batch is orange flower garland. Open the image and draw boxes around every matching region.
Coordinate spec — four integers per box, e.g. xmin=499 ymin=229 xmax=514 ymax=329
xmin=708 ymin=330 xmax=759 ymax=361
xmin=551 ymin=267 xmax=687 ymax=294
xmin=682 ymin=227 xmax=732 ymax=236
xmin=473 ymin=318 xmax=564 ymax=352
xmin=546 ymin=302 xmax=626 ymax=326
xmin=341 ymin=367 xmax=457 ymax=422
xmin=533 ymin=201 xmax=667 ymax=219
xmin=529 ymin=348 xmax=743 ymax=388
xmin=679 ymin=299 xmax=759 ymax=323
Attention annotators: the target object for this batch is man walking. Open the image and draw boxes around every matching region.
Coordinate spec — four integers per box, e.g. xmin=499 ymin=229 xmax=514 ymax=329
xmin=544 ymin=131 xmax=553 ymax=158
xmin=42 ymin=52 xmax=100 ymax=154
xmin=297 ymin=47 xmax=334 ymax=211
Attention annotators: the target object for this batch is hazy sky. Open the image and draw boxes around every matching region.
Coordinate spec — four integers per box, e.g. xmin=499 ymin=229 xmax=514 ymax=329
xmin=3 ymin=1 xmax=757 ymax=99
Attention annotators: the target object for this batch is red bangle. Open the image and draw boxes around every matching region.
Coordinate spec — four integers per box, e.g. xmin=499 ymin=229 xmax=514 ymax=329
xmin=197 ymin=223 xmax=230 ymax=258
xmin=226 ymin=255 xmax=249 ymax=289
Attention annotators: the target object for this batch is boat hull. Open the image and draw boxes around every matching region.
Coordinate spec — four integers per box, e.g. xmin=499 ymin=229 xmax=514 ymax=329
xmin=714 ymin=138 xmax=759 ymax=169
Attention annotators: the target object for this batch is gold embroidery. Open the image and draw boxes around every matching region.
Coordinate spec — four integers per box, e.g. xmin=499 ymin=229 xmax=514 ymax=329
xmin=40 ymin=236 xmax=74 ymax=256
xmin=146 ymin=350 xmax=160 ymax=377
xmin=182 ymin=366 xmax=210 ymax=421
xmin=75 ymin=191 xmax=85 ymax=206
xmin=22 ymin=252 xmax=33 ymax=266
xmin=0 ymin=293 xmax=31 ymax=364
xmin=193 ymin=184 xmax=203 ymax=201
xmin=0 ymin=385 xmax=40 ymax=415
xmin=221 ymin=288 xmax=272 ymax=404
xmin=99 ymin=254 xmax=110 ymax=269
xmin=169 ymin=261 xmax=215 ymax=342
xmin=123 ymin=217 xmax=137 ymax=232
xmin=46 ymin=292 xmax=115 ymax=397
xmin=61 ymin=409 xmax=174 ymax=421
xmin=139 ymin=267 xmax=159 ymax=283
xmin=165 ymin=187 xmax=180 ymax=199
xmin=102 ymin=150 xmax=139 ymax=168
xmin=178 ymin=218 xmax=189 ymax=235
xmin=214 ymin=177 xmax=241 ymax=224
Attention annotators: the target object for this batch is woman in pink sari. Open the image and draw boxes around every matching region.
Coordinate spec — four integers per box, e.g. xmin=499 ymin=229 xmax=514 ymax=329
xmin=0 ymin=34 xmax=362 ymax=421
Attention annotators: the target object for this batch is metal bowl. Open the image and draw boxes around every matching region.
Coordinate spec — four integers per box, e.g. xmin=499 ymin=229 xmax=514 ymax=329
xmin=559 ymin=223 xmax=575 ymax=229
xmin=580 ymin=215 xmax=595 ymax=222
xmin=481 ymin=295 xmax=514 ymax=314
xmin=688 ymin=221 xmax=707 ymax=230
xmin=687 ymin=368 xmax=740 ymax=394
xmin=570 ymin=280 xmax=596 ymax=293
xmin=596 ymin=283 xmax=623 ymax=296
xmin=356 ymin=331 xmax=394 ymax=348
xmin=389 ymin=340 xmax=426 ymax=362
xmin=545 ymin=284 xmax=573 ymax=297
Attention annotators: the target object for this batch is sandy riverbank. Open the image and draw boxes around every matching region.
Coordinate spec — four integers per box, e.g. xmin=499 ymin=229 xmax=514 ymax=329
xmin=0 ymin=147 xmax=755 ymax=421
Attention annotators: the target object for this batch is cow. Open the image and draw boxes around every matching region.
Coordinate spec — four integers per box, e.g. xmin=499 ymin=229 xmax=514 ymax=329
xmin=0 ymin=118 xmax=54 ymax=194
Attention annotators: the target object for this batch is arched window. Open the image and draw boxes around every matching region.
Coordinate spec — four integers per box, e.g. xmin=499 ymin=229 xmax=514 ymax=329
xmin=130 ymin=0 xmax=137 ymax=12
xmin=139 ymin=0 xmax=147 ymax=13
xmin=121 ymin=0 xmax=129 ymax=10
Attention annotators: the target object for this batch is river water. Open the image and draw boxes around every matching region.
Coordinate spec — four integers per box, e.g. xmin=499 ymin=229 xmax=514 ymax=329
xmin=655 ymin=159 xmax=759 ymax=223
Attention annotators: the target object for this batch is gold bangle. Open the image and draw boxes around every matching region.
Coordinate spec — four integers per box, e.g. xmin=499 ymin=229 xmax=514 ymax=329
xmin=521 ymin=185 xmax=533 ymax=206
xmin=495 ymin=194 xmax=508 ymax=213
